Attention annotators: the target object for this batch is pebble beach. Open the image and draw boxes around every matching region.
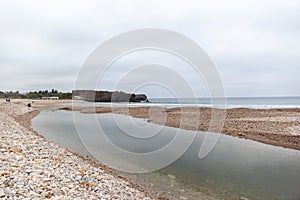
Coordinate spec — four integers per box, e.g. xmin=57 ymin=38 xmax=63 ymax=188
xmin=0 ymin=101 xmax=151 ymax=199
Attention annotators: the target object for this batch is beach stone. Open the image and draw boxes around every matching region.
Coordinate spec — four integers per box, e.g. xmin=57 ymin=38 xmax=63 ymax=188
xmin=0 ymin=192 xmax=5 ymax=198
xmin=149 ymin=183 xmax=155 ymax=187
xmin=0 ymin=148 xmax=6 ymax=152
xmin=180 ymin=196 xmax=188 ymax=200
xmin=10 ymin=146 xmax=22 ymax=153
xmin=167 ymin=174 xmax=176 ymax=179
xmin=238 ymin=133 xmax=245 ymax=137
xmin=240 ymin=197 xmax=249 ymax=200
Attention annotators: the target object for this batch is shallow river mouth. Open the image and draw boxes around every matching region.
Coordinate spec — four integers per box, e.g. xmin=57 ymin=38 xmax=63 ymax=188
xmin=32 ymin=110 xmax=300 ymax=200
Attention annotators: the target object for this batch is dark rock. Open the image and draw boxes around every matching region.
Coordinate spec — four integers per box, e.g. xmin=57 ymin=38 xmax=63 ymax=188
xmin=133 ymin=94 xmax=148 ymax=102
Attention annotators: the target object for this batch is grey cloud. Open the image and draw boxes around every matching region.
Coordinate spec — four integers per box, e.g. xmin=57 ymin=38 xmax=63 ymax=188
xmin=0 ymin=0 xmax=299 ymax=97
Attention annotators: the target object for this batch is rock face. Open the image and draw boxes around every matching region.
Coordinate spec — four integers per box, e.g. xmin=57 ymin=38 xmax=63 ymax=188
xmin=72 ymin=90 xmax=148 ymax=103
xmin=130 ymin=94 xmax=148 ymax=102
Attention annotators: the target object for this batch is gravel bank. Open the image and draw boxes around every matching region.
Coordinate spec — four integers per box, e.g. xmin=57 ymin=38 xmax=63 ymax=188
xmin=0 ymin=101 xmax=151 ymax=199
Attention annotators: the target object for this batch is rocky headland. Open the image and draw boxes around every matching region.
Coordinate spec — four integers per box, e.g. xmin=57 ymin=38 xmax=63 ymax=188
xmin=72 ymin=90 xmax=148 ymax=103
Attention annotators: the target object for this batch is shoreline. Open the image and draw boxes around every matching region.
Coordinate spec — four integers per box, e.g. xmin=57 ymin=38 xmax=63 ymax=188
xmin=20 ymin=99 xmax=299 ymax=151
xmin=6 ymin=99 xmax=226 ymax=199
xmin=0 ymin=101 xmax=152 ymax=199
xmin=56 ymin=105 xmax=300 ymax=151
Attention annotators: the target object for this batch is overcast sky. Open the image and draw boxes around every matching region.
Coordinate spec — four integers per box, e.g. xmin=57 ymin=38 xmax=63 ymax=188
xmin=0 ymin=0 xmax=299 ymax=97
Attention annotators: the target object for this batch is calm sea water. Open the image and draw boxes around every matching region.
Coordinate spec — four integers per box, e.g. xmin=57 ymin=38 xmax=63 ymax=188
xmin=67 ymin=97 xmax=300 ymax=109
xmin=150 ymin=97 xmax=300 ymax=105
xmin=32 ymin=110 xmax=300 ymax=200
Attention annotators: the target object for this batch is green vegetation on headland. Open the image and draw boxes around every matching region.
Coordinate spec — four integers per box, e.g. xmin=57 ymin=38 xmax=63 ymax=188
xmin=0 ymin=89 xmax=72 ymax=99
xmin=0 ymin=89 xmax=148 ymax=102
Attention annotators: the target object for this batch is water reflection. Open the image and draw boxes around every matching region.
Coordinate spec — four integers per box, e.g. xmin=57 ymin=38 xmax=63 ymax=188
xmin=32 ymin=110 xmax=300 ymax=199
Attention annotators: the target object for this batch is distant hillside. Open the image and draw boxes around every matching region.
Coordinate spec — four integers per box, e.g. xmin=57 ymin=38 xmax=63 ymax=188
xmin=0 ymin=90 xmax=72 ymax=99
xmin=72 ymin=90 xmax=148 ymax=102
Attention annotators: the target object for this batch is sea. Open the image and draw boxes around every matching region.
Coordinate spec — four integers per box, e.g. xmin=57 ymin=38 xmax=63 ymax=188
xmin=149 ymin=96 xmax=300 ymax=108
xmin=68 ymin=96 xmax=300 ymax=109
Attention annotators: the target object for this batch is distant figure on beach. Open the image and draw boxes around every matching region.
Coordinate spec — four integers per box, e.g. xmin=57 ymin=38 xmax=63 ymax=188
xmin=27 ymin=103 xmax=31 ymax=107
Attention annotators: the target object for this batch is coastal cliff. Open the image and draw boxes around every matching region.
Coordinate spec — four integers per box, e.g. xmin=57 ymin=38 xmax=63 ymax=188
xmin=72 ymin=90 xmax=148 ymax=103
